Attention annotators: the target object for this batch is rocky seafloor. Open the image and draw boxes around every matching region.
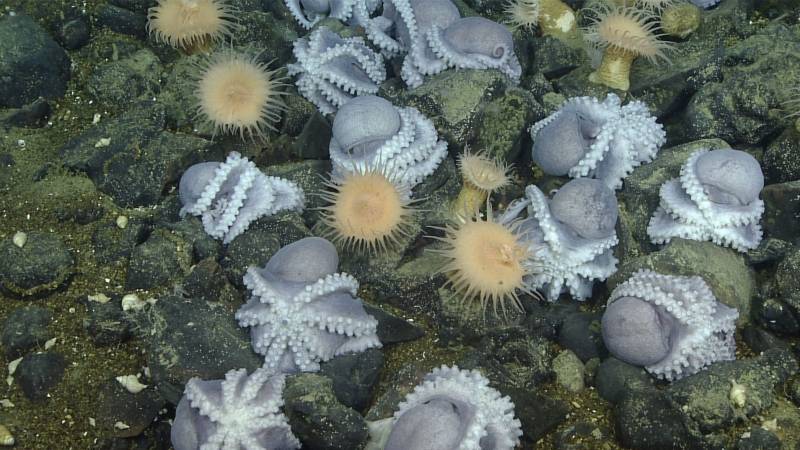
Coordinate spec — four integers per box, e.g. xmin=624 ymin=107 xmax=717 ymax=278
xmin=2 ymin=0 xmax=800 ymax=449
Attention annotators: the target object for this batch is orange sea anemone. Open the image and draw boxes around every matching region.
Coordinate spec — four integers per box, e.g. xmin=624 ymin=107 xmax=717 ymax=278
xmin=195 ymin=51 xmax=287 ymax=139
xmin=430 ymin=210 xmax=537 ymax=317
xmin=504 ymin=0 xmax=577 ymax=38
xmin=451 ymin=150 xmax=512 ymax=220
xmin=147 ymin=0 xmax=236 ymax=51
xmin=584 ymin=5 xmax=672 ymax=90
xmin=319 ymin=167 xmax=417 ymax=253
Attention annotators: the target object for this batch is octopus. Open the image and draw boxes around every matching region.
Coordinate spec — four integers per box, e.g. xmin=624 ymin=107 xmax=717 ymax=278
xmin=179 ymin=152 xmax=305 ymax=244
xmin=329 ymin=95 xmax=447 ymax=187
xmin=499 ymin=178 xmax=619 ymax=301
xmin=284 ymin=0 xmax=381 ymax=29
xmin=235 ymin=237 xmax=381 ymax=372
xmin=601 ymin=269 xmax=739 ymax=380
xmin=530 ymin=93 xmax=666 ymax=190
xmin=647 ymin=148 xmax=765 ymax=252
xmin=288 ymin=26 xmax=386 ymax=114
xmin=171 ymin=368 xmax=300 ymax=450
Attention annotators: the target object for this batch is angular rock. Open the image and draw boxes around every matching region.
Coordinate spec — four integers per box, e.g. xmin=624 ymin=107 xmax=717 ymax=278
xmin=320 ymin=348 xmax=384 ymax=412
xmin=0 ymin=231 xmax=74 ymax=297
xmin=762 ymin=180 xmax=800 ymax=241
xmin=1 ymin=306 xmax=53 ymax=358
xmin=17 ymin=352 xmax=67 ymax=401
xmin=95 ymin=377 xmax=165 ymax=438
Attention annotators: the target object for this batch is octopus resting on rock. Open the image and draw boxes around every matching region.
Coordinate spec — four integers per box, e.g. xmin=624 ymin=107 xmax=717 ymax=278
xmin=647 ymin=148 xmax=765 ymax=252
xmin=601 ymin=269 xmax=738 ymax=381
xmin=236 ymin=237 xmax=381 ymax=373
xmin=288 ymin=26 xmax=386 ymax=114
xmin=329 ymin=95 xmax=447 ymax=187
xmin=179 ymin=152 xmax=305 ymax=244
xmin=374 ymin=365 xmax=522 ymax=450
xmin=365 ymin=0 xmax=521 ymax=87
xmin=499 ymin=178 xmax=619 ymax=301
xmin=284 ymin=0 xmax=380 ymax=29
xmin=171 ymin=368 xmax=300 ymax=450
xmin=530 ymin=93 xmax=665 ymax=190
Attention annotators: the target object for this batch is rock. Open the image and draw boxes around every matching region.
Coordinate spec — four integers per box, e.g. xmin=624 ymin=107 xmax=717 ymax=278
xmin=1 ymin=306 xmax=53 ymax=358
xmin=617 ymin=138 xmax=731 ymax=259
xmin=678 ymin=23 xmax=800 ymax=145
xmin=290 ymin=111 xmax=331 ymax=160
xmin=56 ymin=17 xmax=91 ymax=50
xmin=87 ymin=48 xmax=162 ymax=106
xmin=740 ymin=325 xmax=791 ymax=354
xmin=363 ymin=305 xmax=424 ymax=345
xmin=667 ymin=348 xmax=798 ymax=432
xmin=437 ymin=286 xmax=525 ymax=344
xmin=754 ymin=297 xmax=799 ymax=336
xmin=505 ymin=387 xmax=569 ymax=445
xmin=81 ymin=296 xmax=136 ymax=346
xmin=60 ymin=101 xmax=222 ymax=207
xmin=615 ymin=390 xmax=696 ymax=450
xmin=0 ymin=98 xmax=51 ymax=128
xmin=94 ymin=378 xmax=165 ymax=438
xmin=125 ymin=229 xmax=190 ymax=291
xmin=158 ymin=53 xmax=203 ymax=129
xmin=557 ymin=312 xmax=606 ymax=362
xmin=91 ymin=217 xmax=148 ymax=264
xmin=609 ymin=239 xmax=755 ymax=325
xmin=16 ymin=352 xmax=67 ymax=401
xmin=745 ymin=238 xmax=793 ymax=266
xmin=391 ymin=70 xmax=507 ymax=148
xmin=20 ymin=175 xmax=105 ymax=225
xmin=231 ymin=10 xmax=297 ymax=64
xmin=762 ymin=180 xmax=800 ymax=241
xmin=774 ymin=248 xmax=800 ymax=318
xmin=470 ymin=87 xmax=544 ymax=163
xmin=736 ymin=426 xmax=781 ymax=450
xmin=0 ymin=231 xmax=74 ymax=297
xmin=141 ymin=296 xmax=262 ymax=405
xmin=763 ymin=126 xmax=800 ymax=184
xmin=552 ymin=350 xmax=585 ymax=393
xmin=319 ymin=348 xmax=384 ymax=412
xmin=108 ymin=0 xmax=156 ymax=14
xmin=595 ymin=357 xmax=654 ymax=404
xmin=284 ymin=373 xmax=369 ymax=450
xmin=461 ymin=333 xmax=554 ymax=390
xmin=413 ymin=156 xmax=460 ymax=229
xmin=262 ymin=160 xmax=331 ymax=226
xmin=181 ymin=258 xmax=237 ymax=304
xmin=161 ymin=219 xmax=221 ymax=263
xmin=0 ymin=14 xmax=70 ymax=107
xmin=95 ymin=4 xmax=147 ymax=39
xmin=556 ymin=421 xmax=612 ymax=450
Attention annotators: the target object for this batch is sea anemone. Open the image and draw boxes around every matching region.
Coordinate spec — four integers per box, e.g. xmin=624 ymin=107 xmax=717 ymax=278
xmin=451 ymin=150 xmax=512 ymax=220
xmin=147 ymin=0 xmax=236 ymax=51
xmin=195 ymin=51 xmax=286 ymax=140
xmin=504 ymin=0 xmax=577 ymax=38
xmin=319 ymin=167 xmax=416 ymax=253
xmin=660 ymin=2 xmax=701 ymax=39
xmin=430 ymin=209 xmax=536 ymax=317
xmin=584 ymin=5 xmax=672 ymax=91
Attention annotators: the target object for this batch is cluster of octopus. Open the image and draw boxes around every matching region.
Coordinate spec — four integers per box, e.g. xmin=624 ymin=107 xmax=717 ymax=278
xmin=139 ymin=0 xmax=759 ymax=449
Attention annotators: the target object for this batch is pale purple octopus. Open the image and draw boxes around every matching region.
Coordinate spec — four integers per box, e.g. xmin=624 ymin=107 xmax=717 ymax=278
xmin=369 ymin=365 xmax=522 ymax=450
xmin=171 ymin=368 xmax=300 ymax=450
xmin=287 ymin=26 xmax=386 ymax=114
xmin=364 ymin=0 xmax=521 ymax=87
xmin=647 ymin=149 xmax=765 ymax=252
xmin=530 ymin=94 xmax=666 ymax=190
xmin=284 ymin=0 xmax=381 ymax=29
xmin=601 ymin=270 xmax=738 ymax=381
xmin=179 ymin=152 xmax=305 ymax=244
xmin=330 ymin=95 xmax=447 ymax=187
xmin=235 ymin=237 xmax=381 ymax=373
xmin=499 ymin=178 xmax=619 ymax=301
xmin=689 ymin=0 xmax=721 ymax=8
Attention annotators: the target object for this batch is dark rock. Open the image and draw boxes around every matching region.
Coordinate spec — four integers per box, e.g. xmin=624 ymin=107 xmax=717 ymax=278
xmin=125 ymin=230 xmax=190 ymax=291
xmin=667 ymin=348 xmax=798 ymax=432
xmin=0 ymin=98 xmax=51 ymax=128
xmin=95 ymin=4 xmax=147 ymax=39
xmin=57 ymin=17 xmax=91 ymax=50
xmin=284 ymin=373 xmax=368 ymax=450
xmin=616 ymin=390 xmax=695 ymax=450
xmin=556 ymin=421 xmax=612 ymax=450
xmin=789 ymin=376 xmax=800 ymax=407
xmin=95 ymin=378 xmax=165 ymax=438
xmin=87 ymin=48 xmax=162 ymax=106
xmin=461 ymin=332 xmax=554 ymax=391
xmin=82 ymin=297 xmax=136 ymax=346
xmin=91 ymin=217 xmax=149 ymax=264
xmin=363 ymin=305 xmax=424 ymax=345
xmin=291 ymin=111 xmax=332 ymax=160
xmin=109 ymin=0 xmax=156 ymax=14
xmin=0 ymin=231 xmax=74 ymax=297
xmin=762 ymin=180 xmax=800 ymax=241
xmin=319 ymin=348 xmax=384 ymax=412
xmin=736 ymin=426 xmax=782 ymax=450
xmin=557 ymin=312 xmax=606 ymax=362
xmin=0 ymin=153 xmax=14 ymax=167
xmin=745 ymin=238 xmax=793 ymax=266
xmin=412 ymin=156 xmax=460 ymax=229
xmin=595 ymin=357 xmax=654 ymax=404
xmin=763 ymin=126 xmax=800 ymax=184
xmin=740 ymin=325 xmax=791 ymax=354
xmin=470 ymin=87 xmax=544 ymax=163
xmin=529 ymin=36 xmax=587 ymax=80
xmin=141 ymin=296 xmax=262 ymax=405
xmin=231 ymin=10 xmax=298 ymax=64
xmin=0 ymin=14 xmax=71 ymax=107
xmin=755 ymin=297 xmax=800 ymax=336
xmin=775 ymin=248 xmax=800 ymax=316
xmin=506 ymin=387 xmax=568 ymax=444
xmin=17 ymin=352 xmax=67 ymax=401
xmin=182 ymin=258 xmax=237 ymax=303
xmin=262 ymin=160 xmax=331 ymax=226
xmin=1 ymin=306 xmax=53 ymax=358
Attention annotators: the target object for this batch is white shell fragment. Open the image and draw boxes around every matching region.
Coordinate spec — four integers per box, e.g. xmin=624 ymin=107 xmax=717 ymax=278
xmin=116 ymin=375 xmax=149 ymax=394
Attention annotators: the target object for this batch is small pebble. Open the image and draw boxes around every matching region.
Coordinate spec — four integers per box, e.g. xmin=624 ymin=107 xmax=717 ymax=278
xmin=0 ymin=424 xmax=14 ymax=446
xmin=12 ymin=232 xmax=26 ymax=248
xmin=116 ymin=215 xmax=128 ymax=229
